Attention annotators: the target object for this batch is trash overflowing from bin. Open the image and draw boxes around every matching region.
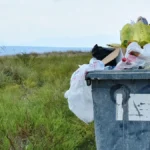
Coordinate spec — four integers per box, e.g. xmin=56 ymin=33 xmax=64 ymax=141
xmin=64 ymin=16 xmax=150 ymax=123
xmin=64 ymin=58 xmax=104 ymax=123
xmin=114 ymin=42 xmax=150 ymax=70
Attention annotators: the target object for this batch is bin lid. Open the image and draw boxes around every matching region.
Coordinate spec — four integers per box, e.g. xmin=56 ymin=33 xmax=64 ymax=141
xmin=85 ymin=70 xmax=150 ymax=81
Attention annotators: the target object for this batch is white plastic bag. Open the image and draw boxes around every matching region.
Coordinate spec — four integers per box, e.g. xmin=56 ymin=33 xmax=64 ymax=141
xmin=142 ymin=43 xmax=150 ymax=58
xmin=114 ymin=42 xmax=146 ymax=70
xmin=125 ymin=42 xmax=142 ymax=58
xmin=114 ymin=54 xmax=145 ymax=70
xmin=141 ymin=44 xmax=150 ymax=69
xmin=65 ymin=58 xmax=104 ymax=123
xmin=130 ymin=20 xmax=135 ymax=25
xmin=126 ymin=42 xmax=150 ymax=58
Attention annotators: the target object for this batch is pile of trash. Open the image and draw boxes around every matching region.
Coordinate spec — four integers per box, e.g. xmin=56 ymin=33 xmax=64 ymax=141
xmin=64 ymin=58 xmax=104 ymax=123
xmin=64 ymin=16 xmax=150 ymax=123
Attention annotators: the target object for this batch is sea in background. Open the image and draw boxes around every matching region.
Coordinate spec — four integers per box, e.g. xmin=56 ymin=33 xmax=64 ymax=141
xmin=0 ymin=46 xmax=92 ymax=56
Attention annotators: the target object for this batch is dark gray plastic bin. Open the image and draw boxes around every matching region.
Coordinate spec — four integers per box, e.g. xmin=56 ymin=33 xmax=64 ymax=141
xmin=85 ymin=70 xmax=150 ymax=150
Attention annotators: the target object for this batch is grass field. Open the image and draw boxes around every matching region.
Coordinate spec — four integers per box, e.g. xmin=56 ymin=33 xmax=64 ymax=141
xmin=0 ymin=52 xmax=96 ymax=150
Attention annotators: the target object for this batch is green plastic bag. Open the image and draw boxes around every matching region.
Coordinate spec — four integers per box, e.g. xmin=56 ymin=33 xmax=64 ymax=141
xmin=120 ymin=22 xmax=150 ymax=48
xmin=120 ymin=23 xmax=134 ymax=48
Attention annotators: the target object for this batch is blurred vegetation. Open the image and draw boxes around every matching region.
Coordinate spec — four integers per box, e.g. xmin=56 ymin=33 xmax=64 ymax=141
xmin=0 ymin=51 xmax=96 ymax=150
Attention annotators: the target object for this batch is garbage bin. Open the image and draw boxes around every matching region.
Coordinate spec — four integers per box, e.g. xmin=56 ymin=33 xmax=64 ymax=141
xmin=85 ymin=70 xmax=150 ymax=150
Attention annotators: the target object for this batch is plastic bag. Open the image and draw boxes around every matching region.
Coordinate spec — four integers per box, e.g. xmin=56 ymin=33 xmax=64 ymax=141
xmin=120 ymin=22 xmax=150 ymax=48
xmin=125 ymin=42 xmax=142 ymax=58
xmin=114 ymin=54 xmax=145 ymax=70
xmin=141 ymin=44 xmax=150 ymax=69
xmin=114 ymin=42 xmax=146 ymax=70
xmin=126 ymin=42 xmax=150 ymax=59
xmin=132 ymin=22 xmax=150 ymax=46
xmin=64 ymin=58 xmax=104 ymax=123
xmin=120 ymin=23 xmax=134 ymax=47
xmin=141 ymin=43 xmax=150 ymax=57
xmin=130 ymin=20 xmax=135 ymax=25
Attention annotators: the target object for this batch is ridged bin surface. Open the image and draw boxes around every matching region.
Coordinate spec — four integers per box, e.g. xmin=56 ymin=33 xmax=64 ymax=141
xmin=85 ymin=70 xmax=150 ymax=150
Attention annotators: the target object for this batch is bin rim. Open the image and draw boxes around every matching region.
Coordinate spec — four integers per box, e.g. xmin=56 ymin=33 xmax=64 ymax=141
xmin=85 ymin=70 xmax=150 ymax=85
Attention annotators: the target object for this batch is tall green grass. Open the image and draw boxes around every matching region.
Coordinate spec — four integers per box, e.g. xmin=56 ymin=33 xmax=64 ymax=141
xmin=0 ymin=52 xmax=96 ymax=150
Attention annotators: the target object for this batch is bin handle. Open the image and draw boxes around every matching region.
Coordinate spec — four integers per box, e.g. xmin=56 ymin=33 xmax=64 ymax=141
xmin=110 ymin=84 xmax=130 ymax=105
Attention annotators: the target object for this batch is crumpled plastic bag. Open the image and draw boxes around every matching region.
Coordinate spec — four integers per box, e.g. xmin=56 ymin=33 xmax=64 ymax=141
xmin=126 ymin=42 xmax=150 ymax=59
xmin=114 ymin=42 xmax=148 ymax=70
xmin=114 ymin=54 xmax=145 ymax=70
xmin=120 ymin=23 xmax=134 ymax=48
xmin=125 ymin=42 xmax=141 ymax=57
xmin=120 ymin=22 xmax=150 ymax=48
xmin=64 ymin=58 xmax=104 ymax=123
xmin=141 ymin=44 xmax=150 ymax=69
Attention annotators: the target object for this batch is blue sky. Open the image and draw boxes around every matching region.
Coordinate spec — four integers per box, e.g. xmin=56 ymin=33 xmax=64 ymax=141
xmin=0 ymin=0 xmax=150 ymax=47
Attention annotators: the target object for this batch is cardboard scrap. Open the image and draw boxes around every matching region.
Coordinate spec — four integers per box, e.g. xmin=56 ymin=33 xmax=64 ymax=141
xmin=102 ymin=48 xmax=120 ymax=65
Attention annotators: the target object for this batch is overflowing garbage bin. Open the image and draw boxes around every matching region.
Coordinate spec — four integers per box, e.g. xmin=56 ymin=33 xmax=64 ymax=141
xmin=85 ymin=70 xmax=150 ymax=150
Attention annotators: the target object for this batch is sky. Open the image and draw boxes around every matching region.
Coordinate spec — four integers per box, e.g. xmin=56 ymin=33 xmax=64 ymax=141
xmin=0 ymin=0 xmax=150 ymax=47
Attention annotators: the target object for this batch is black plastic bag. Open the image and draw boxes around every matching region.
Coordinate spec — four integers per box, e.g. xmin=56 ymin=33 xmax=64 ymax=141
xmin=91 ymin=44 xmax=117 ymax=66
